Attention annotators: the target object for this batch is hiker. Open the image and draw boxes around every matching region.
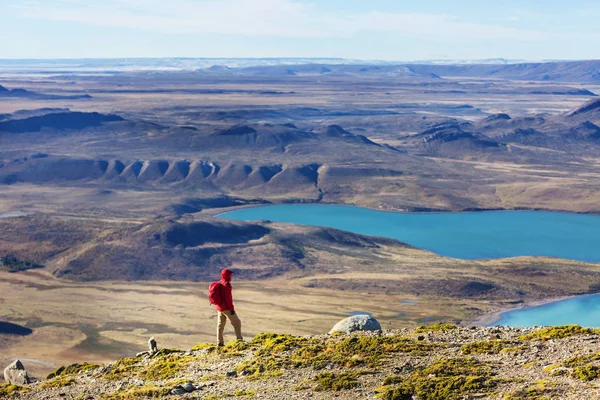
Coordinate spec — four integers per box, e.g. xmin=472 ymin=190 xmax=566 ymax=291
xmin=209 ymin=268 xmax=243 ymax=346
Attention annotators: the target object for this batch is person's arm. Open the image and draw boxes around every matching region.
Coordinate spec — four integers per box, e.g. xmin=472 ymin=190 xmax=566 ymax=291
xmin=223 ymin=283 xmax=235 ymax=312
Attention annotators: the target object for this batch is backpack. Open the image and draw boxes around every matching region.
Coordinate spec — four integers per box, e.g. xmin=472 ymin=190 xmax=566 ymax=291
xmin=208 ymin=281 xmax=224 ymax=307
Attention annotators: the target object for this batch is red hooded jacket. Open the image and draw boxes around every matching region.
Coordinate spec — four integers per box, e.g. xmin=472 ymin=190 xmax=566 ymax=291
xmin=216 ymin=268 xmax=234 ymax=312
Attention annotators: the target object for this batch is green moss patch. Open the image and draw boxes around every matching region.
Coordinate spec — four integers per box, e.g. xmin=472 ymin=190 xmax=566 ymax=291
xmin=571 ymin=365 xmax=600 ymax=381
xmin=191 ymin=343 xmax=217 ymax=351
xmin=101 ymin=385 xmax=170 ymax=399
xmin=291 ymin=335 xmax=440 ymax=369
xmin=234 ymin=333 xmax=439 ymax=380
xmin=102 ymin=356 xmax=142 ymax=381
xmin=47 ymin=362 xmax=100 ymax=379
xmin=39 ymin=376 xmax=76 ymax=389
xmin=252 ymin=333 xmax=316 ymax=356
xmin=376 ymin=357 xmax=498 ymax=400
xmin=376 ymin=384 xmax=413 ymax=400
xmin=519 ymin=325 xmax=598 ymax=341
xmin=235 ymin=356 xmax=285 ymax=380
xmin=414 ymin=324 xmax=458 ymax=334
xmin=0 ymin=384 xmax=30 ymax=397
xmin=503 ymin=379 xmax=560 ymax=399
xmin=233 ymin=389 xmax=257 ymax=397
xmin=561 ymin=353 xmax=600 ymax=368
xmin=140 ymin=354 xmax=199 ymax=380
xmin=313 ymin=371 xmax=371 ymax=391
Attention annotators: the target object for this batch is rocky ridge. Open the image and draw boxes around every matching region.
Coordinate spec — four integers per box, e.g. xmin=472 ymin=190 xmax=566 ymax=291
xmin=3 ymin=324 xmax=600 ymax=399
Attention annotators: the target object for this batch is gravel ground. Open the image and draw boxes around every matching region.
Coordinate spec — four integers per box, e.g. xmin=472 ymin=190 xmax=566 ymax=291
xmin=4 ymin=325 xmax=600 ymax=399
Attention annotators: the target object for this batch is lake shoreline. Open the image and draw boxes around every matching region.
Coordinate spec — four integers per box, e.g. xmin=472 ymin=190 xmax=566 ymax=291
xmin=471 ymin=292 xmax=600 ymax=327
xmin=203 ymin=200 xmax=600 ymax=217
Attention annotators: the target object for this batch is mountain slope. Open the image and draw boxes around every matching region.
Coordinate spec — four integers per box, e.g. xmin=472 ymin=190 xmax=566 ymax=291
xmin=0 ymin=111 xmax=123 ymax=133
xmin=0 ymin=84 xmax=92 ymax=100
xmin=47 ymin=216 xmax=410 ymax=281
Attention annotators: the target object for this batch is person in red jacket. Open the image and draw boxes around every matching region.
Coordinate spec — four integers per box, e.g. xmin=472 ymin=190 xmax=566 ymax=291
xmin=215 ymin=268 xmax=243 ymax=346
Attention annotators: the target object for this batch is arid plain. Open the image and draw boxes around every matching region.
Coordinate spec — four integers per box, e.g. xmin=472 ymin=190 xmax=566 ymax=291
xmin=2 ymin=60 xmax=600 ymax=380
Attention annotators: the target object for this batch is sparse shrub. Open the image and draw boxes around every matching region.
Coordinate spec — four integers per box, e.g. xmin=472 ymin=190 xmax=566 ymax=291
xmin=217 ymin=339 xmax=250 ymax=356
xmin=376 ymin=357 xmax=497 ymax=400
xmin=101 ymin=384 xmax=170 ymax=399
xmin=140 ymin=354 xmax=198 ymax=380
xmin=47 ymin=362 xmax=100 ymax=379
xmin=499 ymin=345 xmax=529 ymax=354
xmin=375 ymin=384 xmax=413 ymax=400
xmin=191 ymin=343 xmax=216 ymax=351
xmin=235 ymin=356 xmax=285 ymax=380
xmin=519 ymin=325 xmax=598 ymax=341
xmin=572 ymin=365 xmax=600 ymax=381
xmin=39 ymin=376 xmax=76 ymax=389
xmin=313 ymin=371 xmax=370 ymax=391
xmin=521 ymin=361 xmax=537 ymax=368
xmin=414 ymin=323 xmax=458 ymax=334
xmin=291 ymin=335 xmax=439 ymax=369
xmin=0 ymin=254 xmax=43 ymax=272
xmin=503 ymin=379 xmax=559 ymax=399
xmin=102 ymin=356 xmax=142 ymax=381
xmin=233 ymin=389 xmax=257 ymax=397
xmin=252 ymin=333 xmax=315 ymax=355
xmin=0 ymin=384 xmax=30 ymax=397
xmin=382 ymin=376 xmax=403 ymax=386
xmin=561 ymin=353 xmax=600 ymax=368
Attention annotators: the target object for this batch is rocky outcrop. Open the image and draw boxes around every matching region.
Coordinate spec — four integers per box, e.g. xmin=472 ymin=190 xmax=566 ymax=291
xmin=329 ymin=315 xmax=382 ymax=334
xmin=3 ymin=359 xmax=30 ymax=385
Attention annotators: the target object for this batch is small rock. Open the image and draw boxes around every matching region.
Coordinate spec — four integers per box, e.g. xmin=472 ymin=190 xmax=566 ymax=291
xmin=3 ymin=359 xmax=30 ymax=385
xmin=170 ymin=385 xmax=186 ymax=395
xmin=148 ymin=337 xmax=158 ymax=354
xmin=226 ymin=370 xmax=238 ymax=378
xmin=394 ymin=363 xmax=414 ymax=374
xmin=329 ymin=315 xmax=382 ymax=335
xmin=182 ymin=382 xmax=196 ymax=392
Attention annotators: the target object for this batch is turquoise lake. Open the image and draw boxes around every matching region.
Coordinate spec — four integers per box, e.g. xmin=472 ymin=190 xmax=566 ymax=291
xmin=492 ymin=294 xmax=600 ymax=327
xmin=219 ymin=204 xmax=600 ymax=262
xmin=220 ymin=204 xmax=600 ymax=326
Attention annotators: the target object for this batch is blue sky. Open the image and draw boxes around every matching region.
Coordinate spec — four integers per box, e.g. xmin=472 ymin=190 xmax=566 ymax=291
xmin=2 ymin=0 xmax=600 ymax=60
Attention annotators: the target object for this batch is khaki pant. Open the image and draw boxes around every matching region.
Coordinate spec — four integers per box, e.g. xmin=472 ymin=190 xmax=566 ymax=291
xmin=217 ymin=310 xmax=243 ymax=345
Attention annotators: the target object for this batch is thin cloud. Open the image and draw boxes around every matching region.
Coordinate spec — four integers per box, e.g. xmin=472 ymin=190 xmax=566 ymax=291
xmin=10 ymin=0 xmax=551 ymax=40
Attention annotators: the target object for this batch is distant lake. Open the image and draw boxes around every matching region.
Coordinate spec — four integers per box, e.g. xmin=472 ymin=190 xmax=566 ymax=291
xmin=492 ymin=294 xmax=600 ymax=327
xmin=0 ymin=211 xmax=26 ymax=218
xmin=219 ymin=204 xmax=600 ymax=262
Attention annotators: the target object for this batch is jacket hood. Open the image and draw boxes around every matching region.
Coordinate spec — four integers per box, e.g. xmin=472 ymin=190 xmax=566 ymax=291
xmin=221 ymin=268 xmax=233 ymax=282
